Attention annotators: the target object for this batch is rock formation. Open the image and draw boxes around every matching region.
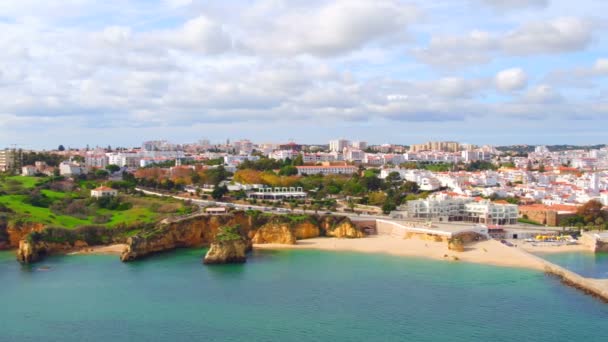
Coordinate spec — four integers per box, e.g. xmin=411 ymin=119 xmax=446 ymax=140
xmin=0 ymin=221 xmax=45 ymax=250
xmin=203 ymin=240 xmax=249 ymax=264
xmin=320 ymin=216 xmax=365 ymax=238
xmin=13 ymin=211 xmax=365 ymax=263
xmin=16 ymin=225 xmax=145 ymax=264
xmin=121 ymin=213 xmax=256 ymax=262
xmin=251 ymin=222 xmax=297 ymax=244
xmin=203 ymin=225 xmax=249 ymax=265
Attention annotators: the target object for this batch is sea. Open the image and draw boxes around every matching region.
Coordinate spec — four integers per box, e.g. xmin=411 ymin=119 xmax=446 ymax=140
xmin=1 ymin=249 xmax=607 ymax=342
xmin=537 ymin=251 xmax=608 ymax=279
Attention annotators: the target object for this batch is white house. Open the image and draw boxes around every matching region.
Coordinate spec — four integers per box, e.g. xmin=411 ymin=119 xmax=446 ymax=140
xmin=91 ymin=186 xmax=118 ymax=198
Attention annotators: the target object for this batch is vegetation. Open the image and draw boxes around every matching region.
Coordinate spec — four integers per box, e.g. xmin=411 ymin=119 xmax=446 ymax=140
xmin=0 ymin=176 xmax=190 ymax=229
xmin=216 ymin=224 xmax=242 ymax=242
xmin=559 ymin=200 xmax=608 ymax=230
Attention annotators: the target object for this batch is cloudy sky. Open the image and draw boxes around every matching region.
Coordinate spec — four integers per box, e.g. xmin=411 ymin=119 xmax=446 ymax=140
xmin=0 ymin=0 xmax=607 ymax=149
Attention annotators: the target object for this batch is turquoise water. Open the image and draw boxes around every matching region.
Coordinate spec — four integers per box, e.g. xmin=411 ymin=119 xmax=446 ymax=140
xmin=538 ymin=252 xmax=608 ymax=278
xmin=1 ymin=249 xmax=608 ymax=342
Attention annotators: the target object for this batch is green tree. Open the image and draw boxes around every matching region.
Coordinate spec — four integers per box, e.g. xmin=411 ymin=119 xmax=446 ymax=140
xmin=279 ymin=165 xmax=298 ymax=176
xmin=578 ymin=200 xmax=605 ymax=224
xmin=106 ymin=164 xmax=121 ymax=173
xmin=211 ymin=185 xmax=228 ymax=200
xmin=292 ymin=154 xmax=304 ymax=166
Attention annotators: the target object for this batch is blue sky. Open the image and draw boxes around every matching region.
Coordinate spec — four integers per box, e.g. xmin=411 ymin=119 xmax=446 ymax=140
xmin=0 ymin=0 xmax=607 ymax=149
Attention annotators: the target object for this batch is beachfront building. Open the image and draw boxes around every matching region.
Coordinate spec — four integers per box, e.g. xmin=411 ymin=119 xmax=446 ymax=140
xmin=91 ymin=186 xmax=118 ymax=198
xmin=398 ymin=194 xmax=518 ymax=225
xmin=247 ymin=187 xmax=307 ymax=201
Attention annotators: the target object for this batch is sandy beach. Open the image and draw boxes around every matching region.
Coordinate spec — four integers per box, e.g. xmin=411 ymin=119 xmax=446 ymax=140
xmin=255 ymin=235 xmax=548 ymax=271
xmin=68 ymin=244 xmax=127 ymax=256
xmin=518 ymin=242 xmax=592 ymax=254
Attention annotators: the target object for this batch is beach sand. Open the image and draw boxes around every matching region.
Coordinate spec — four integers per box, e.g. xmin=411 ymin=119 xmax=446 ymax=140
xmin=518 ymin=242 xmax=592 ymax=254
xmin=69 ymin=244 xmax=127 ymax=256
xmin=255 ymin=235 xmax=547 ymax=271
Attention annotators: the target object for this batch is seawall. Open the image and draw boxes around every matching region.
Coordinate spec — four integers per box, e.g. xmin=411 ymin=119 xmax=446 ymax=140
xmin=521 ymin=249 xmax=608 ymax=302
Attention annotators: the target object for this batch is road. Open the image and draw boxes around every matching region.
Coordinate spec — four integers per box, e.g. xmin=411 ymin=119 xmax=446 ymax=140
xmin=135 ymin=187 xmax=386 ymax=221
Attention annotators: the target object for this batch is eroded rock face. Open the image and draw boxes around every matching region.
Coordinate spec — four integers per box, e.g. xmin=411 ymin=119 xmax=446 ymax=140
xmin=121 ymin=212 xmax=257 ymax=262
xmin=322 ymin=217 xmax=365 ymax=238
xmin=203 ymin=240 xmax=248 ymax=265
xmin=293 ymin=222 xmax=320 ymax=240
xmin=251 ymin=223 xmax=297 ymax=244
xmin=16 ymin=239 xmax=73 ymax=264
xmin=1 ymin=222 xmax=45 ymax=250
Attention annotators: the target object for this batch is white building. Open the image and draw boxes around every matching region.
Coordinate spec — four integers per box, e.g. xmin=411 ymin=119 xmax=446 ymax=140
xmin=59 ymin=161 xmax=86 ymax=176
xmin=351 ymin=141 xmax=368 ymax=150
xmin=91 ymin=186 xmax=118 ymax=198
xmin=108 ymin=153 xmax=142 ymax=168
xmin=296 ymin=165 xmax=358 ymax=176
xmin=85 ymin=153 xmax=109 ymax=168
xmin=344 ymin=148 xmax=365 ymax=162
xmin=329 ymin=139 xmax=349 ymax=152
xmin=22 ymin=165 xmax=37 ymax=176
xmin=400 ymin=193 xmax=518 ymax=225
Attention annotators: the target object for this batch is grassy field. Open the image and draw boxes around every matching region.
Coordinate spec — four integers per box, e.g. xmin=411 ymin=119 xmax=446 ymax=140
xmin=0 ymin=176 xmax=187 ymax=229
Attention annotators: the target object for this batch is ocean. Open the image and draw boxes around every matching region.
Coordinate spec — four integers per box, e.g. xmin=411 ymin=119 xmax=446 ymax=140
xmin=537 ymin=251 xmax=608 ymax=279
xmin=1 ymin=249 xmax=607 ymax=341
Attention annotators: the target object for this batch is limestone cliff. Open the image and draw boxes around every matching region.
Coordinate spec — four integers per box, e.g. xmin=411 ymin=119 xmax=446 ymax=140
xmin=293 ymin=222 xmax=320 ymax=239
xmin=320 ymin=216 xmax=365 ymax=238
xmin=0 ymin=221 xmax=45 ymax=250
xmin=121 ymin=212 xmax=257 ymax=262
xmin=251 ymin=222 xmax=297 ymax=244
xmin=16 ymin=225 xmax=145 ymax=264
xmin=203 ymin=240 xmax=248 ymax=264
xmin=203 ymin=225 xmax=249 ymax=264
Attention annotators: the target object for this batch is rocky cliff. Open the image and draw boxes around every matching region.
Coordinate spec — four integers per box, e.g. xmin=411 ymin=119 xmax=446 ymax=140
xmin=122 ymin=212 xmax=365 ymax=261
xmin=120 ymin=212 xmax=257 ymax=262
xmin=203 ymin=240 xmax=249 ymax=264
xmin=0 ymin=220 xmax=45 ymax=250
xmin=16 ymin=224 xmax=146 ymax=264
xmin=320 ymin=216 xmax=366 ymax=238
xmin=251 ymin=222 xmax=297 ymax=244
xmin=203 ymin=225 xmax=249 ymax=265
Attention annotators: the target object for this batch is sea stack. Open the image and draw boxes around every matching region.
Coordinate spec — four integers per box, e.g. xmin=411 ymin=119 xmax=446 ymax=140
xmin=203 ymin=225 xmax=248 ymax=265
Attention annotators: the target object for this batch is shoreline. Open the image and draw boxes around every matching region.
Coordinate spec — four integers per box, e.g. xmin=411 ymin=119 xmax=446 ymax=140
xmin=255 ymin=235 xmax=548 ymax=271
xmin=66 ymin=244 xmax=127 ymax=256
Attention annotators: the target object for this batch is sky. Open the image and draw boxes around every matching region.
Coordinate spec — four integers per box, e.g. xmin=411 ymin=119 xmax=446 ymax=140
xmin=0 ymin=0 xmax=607 ymax=149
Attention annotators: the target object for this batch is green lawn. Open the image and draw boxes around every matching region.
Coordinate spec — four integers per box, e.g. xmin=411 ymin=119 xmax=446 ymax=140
xmin=0 ymin=176 xmax=177 ymax=229
xmin=3 ymin=176 xmax=44 ymax=189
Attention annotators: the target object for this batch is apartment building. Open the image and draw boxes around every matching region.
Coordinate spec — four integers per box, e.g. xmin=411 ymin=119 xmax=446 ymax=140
xmin=401 ymin=194 xmax=518 ymax=225
xmin=329 ymin=139 xmax=350 ymax=152
xmin=0 ymin=149 xmax=14 ymax=172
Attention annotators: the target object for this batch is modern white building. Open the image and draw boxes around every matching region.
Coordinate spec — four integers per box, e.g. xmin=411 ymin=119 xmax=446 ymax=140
xmin=398 ymin=193 xmax=518 ymax=225
xmin=296 ymin=165 xmax=358 ymax=176
xmin=329 ymin=139 xmax=350 ymax=152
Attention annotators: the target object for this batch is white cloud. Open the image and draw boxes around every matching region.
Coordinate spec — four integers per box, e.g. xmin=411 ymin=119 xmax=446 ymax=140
xmin=523 ymin=84 xmax=563 ymax=103
xmin=478 ymin=0 xmax=549 ymax=10
xmin=594 ymin=58 xmax=608 ymax=74
xmin=243 ymin=0 xmax=418 ymax=56
xmin=414 ymin=17 xmax=594 ymax=68
xmin=503 ymin=17 xmax=592 ymax=55
xmin=495 ymin=68 xmax=528 ymax=92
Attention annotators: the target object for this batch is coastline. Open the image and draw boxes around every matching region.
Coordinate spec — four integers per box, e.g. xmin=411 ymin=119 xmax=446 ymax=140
xmin=518 ymin=243 xmax=592 ymax=254
xmin=67 ymin=244 xmax=127 ymax=256
xmin=255 ymin=235 xmax=548 ymax=271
